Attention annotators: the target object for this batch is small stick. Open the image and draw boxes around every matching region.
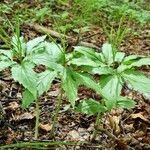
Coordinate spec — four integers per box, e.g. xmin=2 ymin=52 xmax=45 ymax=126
xmin=27 ymin=23 xmax=100 ymax=50
xmin=96 ymin=127 xmax=129 ymax=149
xmin=96 ymin=126 xmax=118 ymax=141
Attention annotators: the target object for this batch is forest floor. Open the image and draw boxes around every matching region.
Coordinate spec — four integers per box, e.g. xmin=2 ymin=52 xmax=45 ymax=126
xmin=0 ymin=0 xmax=150 ymax=150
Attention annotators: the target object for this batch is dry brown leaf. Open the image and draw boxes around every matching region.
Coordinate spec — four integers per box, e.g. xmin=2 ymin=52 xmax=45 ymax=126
xmin=48 ymin=89 xmax=59 ymax=97
xmin=39 ymin=123 xmax=52 ymax=132
xmin=131 ymin=113 xmax=149 ymax=122
xmin=19 ymin=112 xmax=35 ymax=120
xmin=124 ymin=124 xmax=133 ymax=132
xmin=0 ymin=80 xmax=7 ymax=92
xmin=6 ymin=127 xmax=16 ymax=144
xmin=108 ymin=115 xmax=121 ymax=134
xmin=5 ymin=102 xmax=19 ymax=111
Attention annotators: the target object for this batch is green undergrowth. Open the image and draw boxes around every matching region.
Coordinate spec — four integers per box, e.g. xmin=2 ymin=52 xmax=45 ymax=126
xmin=53 ymin=0 xmax=150 ymax=32
xmin=0 ymin=0 xmax=149 ymax=33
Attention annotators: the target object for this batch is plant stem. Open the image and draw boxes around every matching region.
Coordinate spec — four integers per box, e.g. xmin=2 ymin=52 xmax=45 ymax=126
xmin=50 ymin=88 xmax=63 ymax=138
xmin=34 ymin=98 xmax=40 ymax=140
xmin=1 ymin=141 xmax=82 ymax=149
xmin=91 ymin=112 xmax=101 ymax=141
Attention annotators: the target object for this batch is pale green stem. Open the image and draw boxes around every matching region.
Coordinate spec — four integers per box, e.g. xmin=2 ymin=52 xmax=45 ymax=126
xmin=50 ymin=89 xmax=63 ymax=138
xmin=1 ymin=141 xmax=83 ymax=149
xmin=34 ymin=98 xmax=40 ymax=140
xmin=91 ymin=112 xmax=101 ymax=141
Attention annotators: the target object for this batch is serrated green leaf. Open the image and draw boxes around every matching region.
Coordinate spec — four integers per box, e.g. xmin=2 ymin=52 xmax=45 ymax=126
xmin=0 ymin=50 xmax=12 ymax=59
xmin=30 ymin=52 xmax=64 ymax=73
xmin=100 ymin=75 xmax=123 ymax=110
xmin=45 ymin=42 xmax=63 ymax=62
xmin=76 ymin=99 xmax=107 ymax=115
xmin=118 ymin=57 xmax=150 ymax=72
xmin=0 ymin=60 xmax=12 ymax=71
xmin=102 ymin=43 xmax=113 ymax=65
xmin=100 ymin=75 xmax=123 ymax=97
xmin=123 ymin=55 xmax=143 ymax=63
xmin=73 ymin=46 xmax=104 ymax=66
xmin=74 ymin=46 xmax=96 ymax=59
xmin=70 ymin=56 xmax=99 ymax=67
xmin=37 ymin=70 xmax=57 ymax=96
xmin=74 ymin=72 xmax=101 ymax=93
xmin=91 ymin=66 xmax=114 ymax=75
xmin=115 ymin=52 xmax=125 ymax=62
xmin=62 ymin=69 xmax=78 ymax=107
xmin=73 ymin=72 xmax=113 ymax=106
xmin=22 ymin=89 xmax=35 ymax=108
xmin=117 ymin=97 xmax=136 ymax=109
xmin=104 ymin=97 xmax=116 ymax=111
xmin=117 ymin=64 xmax=130 ymax=73
xmin=129 ymin=58 xmax=150 ymax=67
xmin=11 ymin=62 xmax=37 ymax=98
xmin=30 ymin=52 xmax=54 ymax=66
xmin=122 ymin=70 xmax=150 ymax=94
xmin=26 ymin=35 xmax=46 ymax=54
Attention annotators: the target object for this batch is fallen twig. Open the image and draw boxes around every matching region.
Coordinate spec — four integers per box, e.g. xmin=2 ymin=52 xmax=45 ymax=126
xmin=27 ymin=23 xmax=100 ymax=50
xmin=96 ymin=126 xmax=118 ymax=141
xmin=96 ymin=127 xmax=129 ymax=150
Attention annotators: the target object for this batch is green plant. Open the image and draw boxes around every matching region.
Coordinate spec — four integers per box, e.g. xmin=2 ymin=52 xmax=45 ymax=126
xmin=0 ymin=30 xmax=48 ymax=139
xmin=28 ymin=38 xmax=113 ymax=137
xmin=1 ymin=141 xmax=80 ymax=149
xmin=0 ymin=31 xmax=107 ymax=139
xmin=70 ymin=43 xmax=150 ymax=140
xmin=102 ymin=16 xmax=130 ymax=49
xmin=96 ymin=0 xmax=150 ymax=25
xmin=71 ymin=43 xmax=150 ymax=106
xmin=1 ymin=31 xmax=149 ymax=142
xmin=0 ymin=3 xmax=12 ymax=14
xmin=33 ymin=6 xmax=51 ymax=23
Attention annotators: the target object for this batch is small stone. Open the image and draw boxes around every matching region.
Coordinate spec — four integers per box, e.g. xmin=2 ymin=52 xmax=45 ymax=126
xmin=87 ymin=123 xmax=94 ymax=132
xmin=68 ymin=130 xmax=80 ymax=140
xmin=143 ymin=144 xmax=150 ymax=150
xmin=39 ymin=123 xmax=52 ymax=132
xmin=130 ymin=138 xmax=139 ymax=146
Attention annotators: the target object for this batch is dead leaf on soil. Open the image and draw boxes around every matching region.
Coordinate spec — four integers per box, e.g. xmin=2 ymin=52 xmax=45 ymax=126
xmin=0 ymin=80 xmax=7 ymax=92
xmin=124 ymin=124 xmax=133 ymax=132
xmin=131 ymin=113 xmax=149 ymax=122
xmin=4 ymin=102 xmax=19 ymax=111
xmin=48 ymin=89 xmax=59 ymax=97
xmin=6 ymin=127 xmax=16 ymax=144
xmin=39 ymin=123 xmax=52 ymax=132
xmin=108 ymin=115 xmax=121 ymax=134
xmin=18 ymin=112 xmax=35 ymax=120
xmin=68 ymin=130 xmax=80 ymax=141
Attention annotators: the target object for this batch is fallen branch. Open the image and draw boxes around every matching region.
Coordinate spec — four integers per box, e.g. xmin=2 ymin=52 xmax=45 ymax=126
xmin=96 ymin=127 xmax=128 ymax=150
xmin=27 ymin=23 xmax=100 ymax=50
xmin=96 ymin=127 xmax=118 ymax=141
